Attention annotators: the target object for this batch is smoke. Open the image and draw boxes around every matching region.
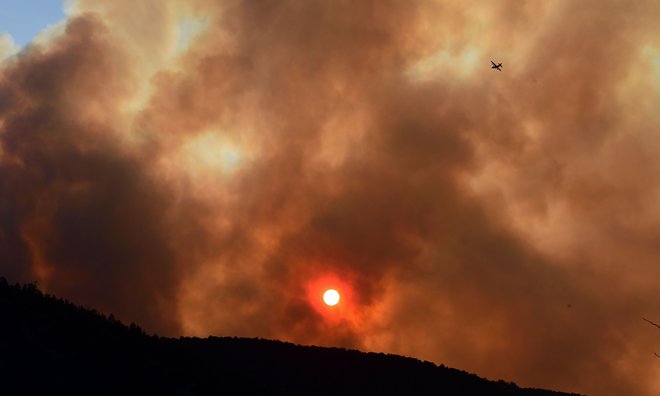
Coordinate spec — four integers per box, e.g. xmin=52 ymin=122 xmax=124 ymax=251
xmin=0 ymin=34 xmax=19 ymax=62
xmin=1 ymin=0 xmax=659 ymax=394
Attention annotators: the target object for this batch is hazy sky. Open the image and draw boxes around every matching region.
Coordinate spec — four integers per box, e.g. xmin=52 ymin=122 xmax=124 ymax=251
xmin=1 ymin=1 xmax=659 ymax=395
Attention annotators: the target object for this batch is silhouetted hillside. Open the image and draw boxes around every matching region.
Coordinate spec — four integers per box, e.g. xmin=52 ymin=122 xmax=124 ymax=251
xmin=0 ymin=277 xmax=582 ymax=395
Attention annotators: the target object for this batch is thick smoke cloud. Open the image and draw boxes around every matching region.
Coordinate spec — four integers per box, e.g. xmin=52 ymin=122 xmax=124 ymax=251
xmin=0 ymin=15 xmax=182 ymax=334
xmin=1 ymin=1 xmax=659 ymax=394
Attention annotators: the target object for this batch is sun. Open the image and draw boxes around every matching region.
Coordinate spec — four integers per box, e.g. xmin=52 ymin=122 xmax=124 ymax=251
xmin=323 ymin=289 xmax=340 ymax=306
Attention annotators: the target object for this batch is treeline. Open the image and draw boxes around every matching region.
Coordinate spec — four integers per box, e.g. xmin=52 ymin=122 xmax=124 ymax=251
xmin=0 ymin=277 xmax=582 ymax=395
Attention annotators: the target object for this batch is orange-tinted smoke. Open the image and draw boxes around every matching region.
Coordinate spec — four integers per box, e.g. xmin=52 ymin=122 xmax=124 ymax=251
xmin=1 ymin=1 xmax=659 ymax=395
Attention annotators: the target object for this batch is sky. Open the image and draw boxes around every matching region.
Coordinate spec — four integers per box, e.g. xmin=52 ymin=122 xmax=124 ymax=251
xmin=1 ymin=1 xmax=659 ymax=395
xmin=0 ymin=0 xmax=65 ymax=47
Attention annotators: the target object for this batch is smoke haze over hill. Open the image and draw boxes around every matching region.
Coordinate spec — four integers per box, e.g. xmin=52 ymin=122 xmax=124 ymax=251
xmin=1 ymin=1 xmax=659 ymax=395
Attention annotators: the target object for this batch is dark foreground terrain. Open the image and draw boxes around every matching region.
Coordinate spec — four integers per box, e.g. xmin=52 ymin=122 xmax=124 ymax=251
xmin=0 ymin=277 xmax=582 ymax=395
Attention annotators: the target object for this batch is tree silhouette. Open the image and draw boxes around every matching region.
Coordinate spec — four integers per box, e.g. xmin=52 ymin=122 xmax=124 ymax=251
xmin=0 ymin=277 xmax=583 ymax=395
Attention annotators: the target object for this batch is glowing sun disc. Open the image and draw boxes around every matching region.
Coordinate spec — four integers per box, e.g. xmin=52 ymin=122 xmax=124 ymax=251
xmin=323 ymin=289 xmax=340 ymax=306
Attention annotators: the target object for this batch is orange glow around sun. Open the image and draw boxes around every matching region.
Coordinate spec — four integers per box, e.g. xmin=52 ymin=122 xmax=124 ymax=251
xmin=305 ymin=273 xmax=355 ymax=322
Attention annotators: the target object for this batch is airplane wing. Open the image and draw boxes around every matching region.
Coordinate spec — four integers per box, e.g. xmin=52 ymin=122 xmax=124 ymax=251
xmin=491 ymin=61 xmax=497 ymax=66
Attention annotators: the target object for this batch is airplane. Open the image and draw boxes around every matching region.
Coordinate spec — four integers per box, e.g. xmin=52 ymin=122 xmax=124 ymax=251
xmin=491 ymin=60 xmax=502 ymax=71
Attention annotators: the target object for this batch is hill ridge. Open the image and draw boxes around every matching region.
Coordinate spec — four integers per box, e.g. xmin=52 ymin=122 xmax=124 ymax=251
xmin=0 ymin=277 xmax=583 ymax=395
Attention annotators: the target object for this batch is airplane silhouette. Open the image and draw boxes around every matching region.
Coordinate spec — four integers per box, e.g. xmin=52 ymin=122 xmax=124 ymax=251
xmin=491 ymin=60 xmax=502 ymax=71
